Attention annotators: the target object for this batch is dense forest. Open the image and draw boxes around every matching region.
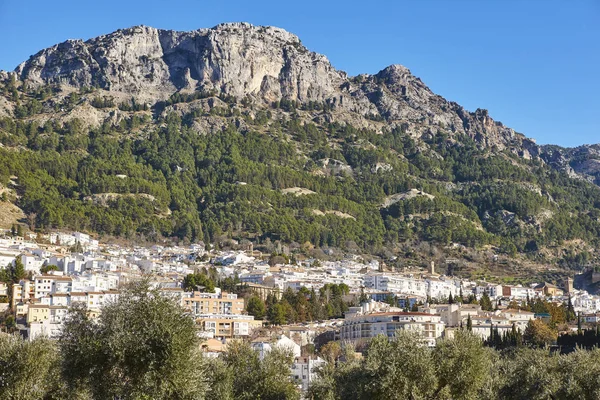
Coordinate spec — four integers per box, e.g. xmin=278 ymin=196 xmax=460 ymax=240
xmin=1 ymin=79 xmax=600 ymax=270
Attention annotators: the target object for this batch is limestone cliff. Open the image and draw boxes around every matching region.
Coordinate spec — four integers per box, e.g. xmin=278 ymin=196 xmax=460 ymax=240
xmin=10 ymin=22 xmax=532 ymax=152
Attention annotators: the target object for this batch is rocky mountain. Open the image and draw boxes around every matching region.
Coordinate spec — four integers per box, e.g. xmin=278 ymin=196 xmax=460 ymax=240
xmin=6 ymin=23 xmax=540 ymax=156
xmin=540 ymin=144 xmax=600 ymax=185
xmin=0 ymin=23 xmax=598 ymax=280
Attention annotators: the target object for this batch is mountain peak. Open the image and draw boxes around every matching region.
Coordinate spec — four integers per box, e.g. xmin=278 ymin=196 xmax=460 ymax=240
xmin=14 ymin=23 xmax=334 ymax=103
xmin=5 ymin=23 xmax=541 ymax=154
xmin=379 ymin=64 xmax=412 ymax=75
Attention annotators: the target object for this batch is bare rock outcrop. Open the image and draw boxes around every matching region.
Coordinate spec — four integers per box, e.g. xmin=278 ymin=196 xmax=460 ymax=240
xmin=9 ymin=22 xmax=537 ymax=152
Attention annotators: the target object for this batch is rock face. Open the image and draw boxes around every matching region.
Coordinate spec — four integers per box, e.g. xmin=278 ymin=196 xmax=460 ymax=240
xmin=358 ymin=64 xmax=523 ymax=149
xmin=15 ymin=24 xmax=346 ymax=104
xmin=540 ymin=144 xmax=600 ymax=184
xmin=10 ymin=22 xmax=535 ymax=152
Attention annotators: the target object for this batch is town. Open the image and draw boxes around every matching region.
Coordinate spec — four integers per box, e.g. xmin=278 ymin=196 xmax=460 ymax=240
xmin=0 ymin=228 xmax=595 ymax=392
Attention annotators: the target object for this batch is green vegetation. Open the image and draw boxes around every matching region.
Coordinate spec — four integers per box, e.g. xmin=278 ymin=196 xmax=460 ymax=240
xmin=310 ymin=330 xmax=600 ymax=400
xmin=0 ymin=280 xmax=300 ymax=400
xmin=263 ymin=284 xmax=351 ymax=325
xmin=60 ymin=280 xmax=205 ymax=399
xmin=0 ymin=335 xmax=60 ymax=400
xmin=0 ymin=256 xmax=26 ymax=284
xmin=2 ymin=282 xmax=600 ymax=399
xmin=2 ymin=81 xmax=600 ymax=270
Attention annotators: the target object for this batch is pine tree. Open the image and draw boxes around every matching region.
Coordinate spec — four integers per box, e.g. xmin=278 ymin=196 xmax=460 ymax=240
xmin=246 ymin=296 xmax=266 ymax=320
xmin=12 ymin=256 xmax=25 ymax=283
xmin=480 ymin=292 xmax=493 ymax=311
xmin=467 ymin=314 xmax=473 ymax=331
xmin=268 ymin=303 xmax=287 ymax=326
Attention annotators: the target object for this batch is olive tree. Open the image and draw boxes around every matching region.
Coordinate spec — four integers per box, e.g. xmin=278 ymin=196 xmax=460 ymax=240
xmin=221 ymin=340 xmax=299 ymax=400
xmin=433 ymin=331 xmax=494 ymax=400
xmin=0 ymin=334 xmax=60 ymax=400
xmin=59 ymin=280 xmax=207 ymax=399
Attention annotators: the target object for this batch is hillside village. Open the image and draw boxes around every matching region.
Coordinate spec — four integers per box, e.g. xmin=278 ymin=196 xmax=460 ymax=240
xmin=0 ymin=228 xmax=597 ymax=392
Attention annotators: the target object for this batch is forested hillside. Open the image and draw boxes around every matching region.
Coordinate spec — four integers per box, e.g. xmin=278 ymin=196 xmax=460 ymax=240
xmin=1 ymin=23 xmax=599 ymax=278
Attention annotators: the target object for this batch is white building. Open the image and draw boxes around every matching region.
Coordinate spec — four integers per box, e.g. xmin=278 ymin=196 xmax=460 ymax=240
xmin=339 ymin=301 xmax=444 ymax=347
xmin=292 ymin=356 xmax=325 ymax=391
xmin=20 ymin=253 xmax=45 ymax=274
xmin=426 ymin=277 xmax=459 ymax=300
xmin=29 ymin=319 xmax=63 ymax=340
xmin=363 ymin=274 xmax=427 ymax=297
xmin=34 ymin=275 xmax=72 ymax=299
xmin=505 ymin=285 xmax=536 ymax=300
xmin=423 ymin=303 xmax=481 ymax=327
xmin=498 ymin=309 xmax=535 ymax=331
xmin=475 ymin=284 xmax=504 ymax=299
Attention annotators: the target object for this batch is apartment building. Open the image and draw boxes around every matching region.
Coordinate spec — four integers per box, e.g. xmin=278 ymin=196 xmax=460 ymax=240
xmin=291 ymin=356 xmax=325 ymax=391
xmin=182 ymin=289 xmax=257 ymax=339
xmin=182 ymin=290 xmax=245 ymax=315
xmin=34 ymin=274 xmax=72 ymax=298
xmin=363 ymin=274 xmax=427 ymax=297
xmin=475 ymin=284 xmax=504 ymax=299
xmin=423 ymin=303 xmax=481 ymax=327
xmin=339 ymin=301 xmax=444 ymax=347
xmin=502 ymin=285 xmax=536 ymax=300
xmin=195 ymin=314 xmax=258 ymax=339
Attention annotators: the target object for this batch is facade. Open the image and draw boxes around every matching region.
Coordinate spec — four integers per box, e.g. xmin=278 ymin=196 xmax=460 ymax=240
xmin=534 ymin=282 xmax=564 ymax=297
xmin=292 ymin=356 xmax=325 ymax=391
xmin=20 ymin=253 xmax=45 ymax=274
xmin=426 ymin=277 xmax=459 ymax=300
xmin=583 ymin=313 xmax=600 ymax=324
xmin=424 ymin=303 xmax=481 ymax=327
xmin=182 ymin=290 xmax=245 ymax=315
xmin=252 ymin=334 xmax=302 ymax=359
xmin=34 ymin=275 xmax=72 ymax=299
xmin=475 ymin=284 xmax=504 ymax=299
xmin=498 ymin=309 xmax=535 ymax=331
xmin=29 ymin=319 xmax=63 ymax=340
xmin=503 ymin=285 xmax=536 ymax=300
xmin=363 ymin=274 xmax=427 ymax=297
xmin=241 ymin=282 xmax=282 ymax=301
xmin=182 ymin=289 xmax=256 ymax=339
xmin=27 ymin=304 xmax=68 ymax=325
xmin=195 ymin=314 xmax=257 ymax=338
xmin=339 ymin=301 xmax=444 ymax=347
xmin=469 ymin=316 xmax=513 ymax=341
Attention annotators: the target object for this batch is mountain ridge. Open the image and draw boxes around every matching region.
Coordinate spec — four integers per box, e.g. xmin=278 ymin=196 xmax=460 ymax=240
xmin=3 ymin=23 xmax=536 ymax=154
xmin=4 ymin=23 xmax=593 ymax=179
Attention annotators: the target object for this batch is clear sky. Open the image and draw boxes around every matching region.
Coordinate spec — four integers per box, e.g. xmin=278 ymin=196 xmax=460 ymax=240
xmin=0 ymin=0 xmax=598 ymax=147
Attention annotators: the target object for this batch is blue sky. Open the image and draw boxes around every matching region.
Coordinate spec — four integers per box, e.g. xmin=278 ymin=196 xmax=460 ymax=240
xmin=0 ymin=0 xmax=598 ymax=147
